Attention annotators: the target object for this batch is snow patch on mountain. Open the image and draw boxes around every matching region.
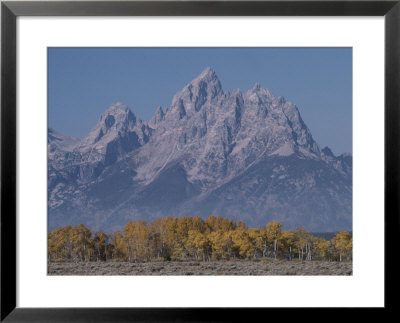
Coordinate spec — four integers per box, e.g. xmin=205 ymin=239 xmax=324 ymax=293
xmin=270 ymin=142 xmax=295 ymax=157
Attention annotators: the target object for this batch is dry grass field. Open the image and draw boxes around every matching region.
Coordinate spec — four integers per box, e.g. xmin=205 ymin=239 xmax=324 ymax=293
xmin=48 ymin=260 xmax=352 ymax=276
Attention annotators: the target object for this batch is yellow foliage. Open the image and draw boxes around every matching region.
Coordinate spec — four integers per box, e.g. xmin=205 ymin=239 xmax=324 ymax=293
xmin=48 ymin=217 xmax=352 ymax=263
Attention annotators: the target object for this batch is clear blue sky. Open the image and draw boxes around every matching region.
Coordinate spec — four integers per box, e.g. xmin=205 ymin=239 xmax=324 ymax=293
xmin=48 ymin=47 xmax=352 ymax=155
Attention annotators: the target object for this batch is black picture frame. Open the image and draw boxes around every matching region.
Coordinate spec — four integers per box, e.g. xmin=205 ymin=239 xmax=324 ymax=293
xmin=1 ymin=0 xmax=399 ymax=321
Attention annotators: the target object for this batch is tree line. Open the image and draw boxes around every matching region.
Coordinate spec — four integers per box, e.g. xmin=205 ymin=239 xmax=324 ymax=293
xmin=48 ymin=215 xmax=352 ymax=263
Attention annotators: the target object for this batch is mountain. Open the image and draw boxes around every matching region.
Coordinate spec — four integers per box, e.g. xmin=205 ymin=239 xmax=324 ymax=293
xmin=48 ymin=67 xmax=352 ymax=232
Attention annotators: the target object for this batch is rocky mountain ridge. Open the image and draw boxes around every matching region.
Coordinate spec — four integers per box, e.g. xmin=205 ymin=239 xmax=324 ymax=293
xmin=48 ymin=67 xmax=352 ymax=231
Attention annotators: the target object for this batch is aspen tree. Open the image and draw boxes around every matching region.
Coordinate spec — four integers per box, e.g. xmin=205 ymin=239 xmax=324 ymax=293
xmin=266 ymin=222 xmax=283 ymax=259
xmin=332 ymin=231 xmax=352 ymax=262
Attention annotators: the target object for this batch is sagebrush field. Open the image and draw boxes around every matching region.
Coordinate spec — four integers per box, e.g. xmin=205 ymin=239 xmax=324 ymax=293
xmin=48 ymin=259 xmax=352 ymax=276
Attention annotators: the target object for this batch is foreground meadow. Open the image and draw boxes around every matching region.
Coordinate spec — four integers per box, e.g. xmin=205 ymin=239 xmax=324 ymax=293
xmin=48 ymin=259 xmax=352 ymax=276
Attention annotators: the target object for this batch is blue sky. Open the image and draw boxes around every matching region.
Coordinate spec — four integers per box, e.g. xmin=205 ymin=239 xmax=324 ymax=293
xmin=48 ymin=47 xmax=352 ymax=155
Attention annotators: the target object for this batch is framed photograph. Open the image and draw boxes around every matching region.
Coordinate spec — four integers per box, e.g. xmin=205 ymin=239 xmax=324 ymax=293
xmin=1 ymin=0 xmax=399 ymax=321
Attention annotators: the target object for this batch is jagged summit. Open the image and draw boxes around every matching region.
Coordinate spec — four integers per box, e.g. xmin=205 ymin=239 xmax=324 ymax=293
xmin=193 ymin=66 xmax=219 ymax=82
xmin=322 ymin=146 xmax=335 ymax=158
xmin=76 ymin=102 xmax=150 ymax=158
xmin=250 ymin=83 xmax=274 ymax=95
xmin=184 ymin=67 xmax=222 ymax=92
xmin=170 ymin=67 xmax=223 ymax=117
xmin=100 ymin=102 xmax=132 ymax=118
xmin=149 ymin=106 xmax=166 ymax=128
xmin=79 ymin=103 xmax=135 ymax=148
xmin=245 ymin=83 xmax=275 ymax=105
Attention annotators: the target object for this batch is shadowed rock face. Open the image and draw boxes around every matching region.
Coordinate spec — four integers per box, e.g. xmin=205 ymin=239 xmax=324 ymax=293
xmin=48 ymin=67 xmax=352 ymax=232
